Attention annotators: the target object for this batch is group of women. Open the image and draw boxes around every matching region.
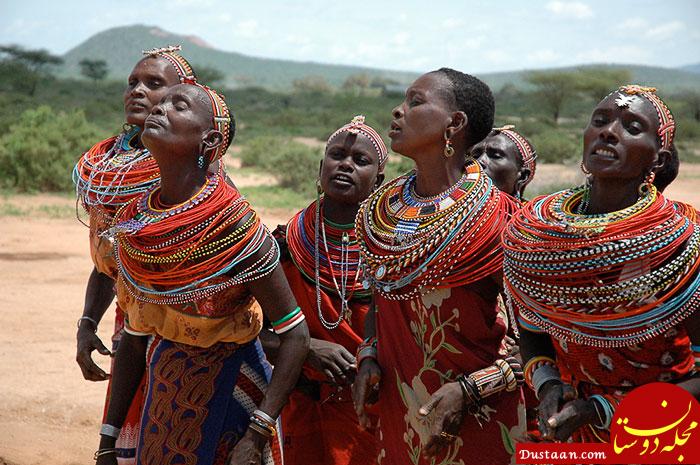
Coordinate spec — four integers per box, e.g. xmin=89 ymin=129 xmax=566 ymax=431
xmin=73 ymin=45 xmax=699 ymax=465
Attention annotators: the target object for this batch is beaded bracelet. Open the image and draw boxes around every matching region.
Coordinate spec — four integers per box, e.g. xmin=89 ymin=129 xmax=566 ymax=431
xmin=457 ymin=374 xmax=482 ymax=407
xmin=467 ymin=358 xmax=523 ymax=401
xmin=589 ymin=394 xmax=615 ymax=430
xmin=78 ymin=316 xmax=98 ymax=333
xmin=93 ymin=448 xmax=117 ymax=460
xmin=356 ymin=336 xmax=378 ymax=366
xmin=99 ymin=424 xmax=121 ymax=439
xmin=271 ymin=306 xmax=305 ymax=334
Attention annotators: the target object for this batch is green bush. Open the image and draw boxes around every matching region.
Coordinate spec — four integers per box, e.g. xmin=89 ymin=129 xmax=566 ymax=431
xmin=238 ymin=136 xmax=288 ymax=168
xmin=0 ymin=105 xmax=103 ymax=191
xmin=677 ymin=118 xmax=700 ymax=141
xmin=529 ymin=130 xmax=581 ymax=164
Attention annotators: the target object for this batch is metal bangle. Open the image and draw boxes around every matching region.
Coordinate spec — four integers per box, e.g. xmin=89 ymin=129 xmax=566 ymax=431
xmin=532 ymin=365 xmax=562 ymax=399
xmin=78 ymin=316 xmax=98 ymax=333
xmin=100 ymin=423 xmax=121 ymax=439
xmin=93 ymin=448 xmax=117 ymax=460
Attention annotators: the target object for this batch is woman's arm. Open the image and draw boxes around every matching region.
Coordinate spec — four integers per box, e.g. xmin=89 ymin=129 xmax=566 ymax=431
xmin=351 ymin=294 xmax=381 ymax=429
xmin=76 ymin=267 xmax=116 ymax=381
xmin=677 ymin=313 xmax=700 ymax=399
xmin=95 ymin=331 xmax=148 ymax=465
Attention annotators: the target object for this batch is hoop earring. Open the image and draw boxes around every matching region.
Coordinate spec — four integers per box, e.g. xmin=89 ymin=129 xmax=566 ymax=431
xmin=580 ymin=161 xmax=591 ymax=175
xmin=443 ymin=135 xmax=455 ymax=158
xmin=638 ymin=171 xmax=656 ymax=196
xmin=197 ymin=154 xmax=205 ymax=169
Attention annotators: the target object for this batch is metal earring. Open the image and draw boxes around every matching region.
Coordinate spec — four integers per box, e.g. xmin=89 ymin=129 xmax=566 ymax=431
xmin=197 ymin=154 xmax=205 ymax=169
xmin=443 ymin=134 xmax=455 ymax=158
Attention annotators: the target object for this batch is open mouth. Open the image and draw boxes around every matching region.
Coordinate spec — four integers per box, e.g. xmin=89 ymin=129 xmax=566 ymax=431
xmin=592 ymin=147 xmax=618 ymax=159
xmin=332 ymin=173 xmax=355 ymax=186
xmin=389 ymin=121 xmax=401 ymax=137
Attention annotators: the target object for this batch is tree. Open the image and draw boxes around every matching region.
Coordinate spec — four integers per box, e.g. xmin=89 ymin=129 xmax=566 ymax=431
xmin=525 ymin=71 xmax=578 ymax=124
xmin=195 ymin=65 xmax=225 ymax=87
xmin=680 ymin=90 xmax=700 ymax=122
xmin=292 ymin=75 xmax=333 ymax=94
xmin=342 ymin=73 xmax=370 ymax=95
xmin=0 ymin=44 xmax=63 ymax=95
xmin=79 ymin=59 xmax=108 ymax=83
xmin=575 ymin=67 xmax=632 ymax=102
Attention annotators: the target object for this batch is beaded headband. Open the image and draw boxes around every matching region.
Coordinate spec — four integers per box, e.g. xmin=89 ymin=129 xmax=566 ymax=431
xmin=492 ymin=125 xmax=537 ymax=185
xmin=142 ymin=45 xmax=196 ymax=83
xmin=193 ymin=83 xmax=232 ymax=163
xmin=327 ymin=115 xmax=389 ymax=169
xmin=614 ymin=85 xmax=675 ymax=151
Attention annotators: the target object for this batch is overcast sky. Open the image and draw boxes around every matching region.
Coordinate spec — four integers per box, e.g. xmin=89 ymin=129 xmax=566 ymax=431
xmin=1 ymin=0 xmax=699 ymax=73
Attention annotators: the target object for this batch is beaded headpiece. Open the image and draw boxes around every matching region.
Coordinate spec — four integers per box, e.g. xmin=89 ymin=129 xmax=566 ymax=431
xmin=327 ymin=115 xmax=389 ymax=169
xmin=615 ymin=85 xmax=675 ymax=151
xmin=193 ymin=82 xmax=232 ymax=163
xmin=142 ymin=45 xmax=196 ymax=83
xmin=492 ymin=125 xmax=537 ymax=185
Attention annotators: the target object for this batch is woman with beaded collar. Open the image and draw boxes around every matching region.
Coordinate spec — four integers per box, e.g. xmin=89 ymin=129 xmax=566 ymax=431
xmin=94 ymin=82 xmax=309 ymax=465
xmin=73 ymin=45 xmax=199 ymax=463
xmin=260 ymin=116 xmax=386 ymax=465
xmin=504 ymin=85 xmax=700 ymax=444
xmin=352 ymin=69 xmax=526 ymax=465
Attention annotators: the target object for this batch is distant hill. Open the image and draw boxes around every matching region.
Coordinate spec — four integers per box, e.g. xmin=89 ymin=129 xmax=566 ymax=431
xmin=59 ymin=24 xmax=700 ymax=92
xmin=58 ymin=25 xmax=418 ymax=89
xmin=679 ymin=63 xmax=700 ymax=74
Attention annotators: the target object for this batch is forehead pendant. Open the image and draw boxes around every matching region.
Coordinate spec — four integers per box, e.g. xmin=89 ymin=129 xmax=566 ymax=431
xmin=614 ymin=93 xmax=636 ymax=108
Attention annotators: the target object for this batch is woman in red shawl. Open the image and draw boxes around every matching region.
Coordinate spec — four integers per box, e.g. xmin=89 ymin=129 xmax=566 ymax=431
xmin=261 ymin=115 xmax=386 ymax=465
xmin=505 ymin=85 xmax=700 ymax=444
xmin=353 ymin=69 xmax=526 ymax=465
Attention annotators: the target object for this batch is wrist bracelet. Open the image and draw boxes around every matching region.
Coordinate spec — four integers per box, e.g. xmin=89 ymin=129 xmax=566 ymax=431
xmin=99 ymin=424 xmax=121 ymax=439
xmin=78 ymin=316 xmax=98 ymax=333
xmin=93 ymin=448 xmax=117 ymax=460
xmin=356 ymin=336 xmax=378 ymax=365
xmin=523 ymin=355 xmax=557 ymax=391
xmin=589 ymin=394 xmax=614 ymax=430
xmin=249 ymin=409 xmax=277 ymax=438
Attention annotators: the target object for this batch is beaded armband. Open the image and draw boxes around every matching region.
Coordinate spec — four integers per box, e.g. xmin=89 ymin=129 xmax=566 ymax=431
xmin=459 ymin=357 xmax=524 ymax=406
xmin=524 ymin=356 xmax=561 ymax=398
xmin=271 ymin=306 xmax=305 ymax=334
xmin=356 ymin=336 xmax=378 ymax=366
xmin=249 ymin=409 xmax=277 ymax=438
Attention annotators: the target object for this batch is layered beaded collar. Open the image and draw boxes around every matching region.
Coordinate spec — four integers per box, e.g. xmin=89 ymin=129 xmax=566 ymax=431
xmin=357 ymin=160 xmax=517 ymax=300
xmin=503 ymin=186 xmax=700 ymax=347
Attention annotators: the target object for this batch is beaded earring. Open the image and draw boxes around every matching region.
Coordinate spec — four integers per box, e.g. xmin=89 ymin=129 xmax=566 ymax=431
xmin=580 ymin=161 xmax=591 ymax=175
xmin=639 ymin=170 xmax=656 ymax=195
xmin=443 ymin=131 xmax=455 ymax=158
xmin=197 ymin=154 xmax=205 ymax=169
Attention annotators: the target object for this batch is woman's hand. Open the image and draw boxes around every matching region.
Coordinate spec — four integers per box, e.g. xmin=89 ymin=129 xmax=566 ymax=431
xmin=545 ymin=397 xmax=598 ymax=442
xmin=418 ymin=382 xmax=466 ymax=458
xmin=226 ymin=428 xmax=266 ymax=465
xmin=76 ymin=325 xmax=111 ymax=381
xmin=307 ymin=338 xmax=356 ymax=385
xmin=537 ymin=381 xmax=593 ymax=441
xmin=352 ymin=358 xmax=381 ymax=429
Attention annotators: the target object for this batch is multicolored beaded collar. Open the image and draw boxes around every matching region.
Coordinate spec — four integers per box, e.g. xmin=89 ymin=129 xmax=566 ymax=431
xmin=356 ymin=160 xmax=517 ymax=299
xmin=503 ymin=185 xmax=700 ymax=347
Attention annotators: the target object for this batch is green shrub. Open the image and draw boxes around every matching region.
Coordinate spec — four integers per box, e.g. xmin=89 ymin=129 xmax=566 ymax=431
xmin=0 ymin=105 xmax=103 ymax=191
xmin=677 ymin=118 xmax=700 ymax=141
xmin=529 ymin=130 xmax=581 ymax=164
xmin=238 ymin=136 xmax=289 ymax=168
xmin=264 ymin=140 xmax=322 ymax=195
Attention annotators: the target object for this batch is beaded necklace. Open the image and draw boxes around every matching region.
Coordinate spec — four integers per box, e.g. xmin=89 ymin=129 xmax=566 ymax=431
xmin=356 ymin=160 xmax=516 ymax=300
xmin=503 ymin=185 xmax=700 ymax=348
xmin=286 ymin=199 xmax=367 ymax=329
xmin=111 ymin=173 xmax=279 ymax=306
xmin=73 ymin=126 xmax=160 ymax=218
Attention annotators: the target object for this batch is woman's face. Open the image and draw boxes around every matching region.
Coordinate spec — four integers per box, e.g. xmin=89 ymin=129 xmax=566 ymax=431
xmin=321 ymin=132 xmax=382 ymax=205
xmin=141 ymin=84 xmax=214 ymax=159
xmin=123 ymin=57 xmax=180 ymax=128
xmin=472 ymin=133 xmax=524 ymax=196
xmin=389 ymin=72 xmax=455 ymax=158
xmin=583 ymin=92 xmax=663 ymax=182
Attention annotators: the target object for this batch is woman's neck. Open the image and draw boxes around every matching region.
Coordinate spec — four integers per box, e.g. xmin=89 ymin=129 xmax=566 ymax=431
xmin=321 ymin=195 xmax=359 ymax=226
xmin=586 ymin=176 xmax=641 ymax=214
xmin=412 ymin=153 xmax=466 ymax=197
xmin=157 ymin=161 xmax=207 ymax=206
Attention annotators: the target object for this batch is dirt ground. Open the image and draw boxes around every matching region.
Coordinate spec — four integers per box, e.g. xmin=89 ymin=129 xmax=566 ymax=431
xmin=0 ymin=163 xmax=698 ymax=464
